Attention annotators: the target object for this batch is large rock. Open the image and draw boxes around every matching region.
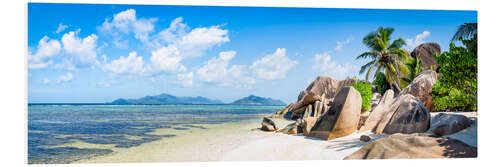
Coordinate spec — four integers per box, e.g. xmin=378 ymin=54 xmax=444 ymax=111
xmin=261 ymin=117 xmax=277 ymax=131
xmin=344 ymin=133 xmax=477 ymax=159
xmin=299 ymin=117 xmax=318 ymax=136
xmin=410 ymin=43 xmax=441 ymax=70
xmin=308 ymin=86 xmax=362 ymax=140
xmin=431 ymin=113 xmax=472 ymax=136
xmin=376 ymin=94 xmax=431 ymax=134
xmin=291 ymin=92 xmax=321 ymax=111
xmin=280 ymin=122 xmax=299 ymax=135
xmin=297 ymin=76 xmax=356 ymax=101
xmin=359 ymin=89 xmax=395 ymax=132
xmin=399 ymin=70 xmax=437 ymax=109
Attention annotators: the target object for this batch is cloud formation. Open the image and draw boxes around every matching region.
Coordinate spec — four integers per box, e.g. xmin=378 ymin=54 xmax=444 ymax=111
xmin=60 ymin=30 xmax=99 ymax=69
xmin=99 ymin=9 xmax=157 ymax=47
xmin=197 ymin=51 xmax=255 ymax=87
xmin=251 ymin=48 xmax=298 ymax=80
xmin=28 ymin=36 xmax=61 ymax=69
xmin=54 ymin=23 xmax=68 ymax=34
xmin=103 ymin=52 xmax=145 ymax=75
xmin=405 ymin=31 xmax=430 ymax=48
xmin=313 ymin=52 xmax=357 ymax=79
xmin=58 ymin=72 xmax=73 ymax=83
xmin=334 ymin=38 xmax=352 ymax=52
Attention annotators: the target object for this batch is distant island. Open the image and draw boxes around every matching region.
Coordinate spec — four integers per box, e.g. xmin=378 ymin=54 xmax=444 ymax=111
xmin=230 ymin=95 xmax=286 ymax=106
xmin=110 ymin=93 xmax=285 ymax=106
xmin=111 ymin=93 xmax=223 ymax=105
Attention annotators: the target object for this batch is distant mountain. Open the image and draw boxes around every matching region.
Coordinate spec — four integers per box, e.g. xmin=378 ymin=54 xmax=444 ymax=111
xmin=110 ymin=93 xmax=223 ymax=105
xmin=230 ymin=95 xmax=286 ymax=106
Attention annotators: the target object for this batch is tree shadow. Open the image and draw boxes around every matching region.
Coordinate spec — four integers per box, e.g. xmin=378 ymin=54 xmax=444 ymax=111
xmin=439 ymin=137 xmax=477 ymax=158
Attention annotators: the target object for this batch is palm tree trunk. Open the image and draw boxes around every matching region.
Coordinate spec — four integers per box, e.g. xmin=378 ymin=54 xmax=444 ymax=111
xmin=391 ymin=83 xmax=401 ymax=96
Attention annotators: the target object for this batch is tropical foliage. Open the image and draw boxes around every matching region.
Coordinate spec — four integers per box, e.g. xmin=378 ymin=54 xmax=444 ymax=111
xmin=357 ymin=27 xmax=409 ymax=92
xmin=351 ymin=82 xmax=373 ymax=113
xmin=431 ymin=38 xmax=477 ymax=112
xmin=401 ymin=53 xmax=424 ymax=88
xmin=373 ymin=72 xmax=390 ymax=94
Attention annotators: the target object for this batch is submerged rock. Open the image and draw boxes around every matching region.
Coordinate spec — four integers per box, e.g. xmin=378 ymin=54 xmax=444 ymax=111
xmin=309 ymin=86 xmax=362 ymax=140
xmin=430 ymin=113 xmax=472 ymax=136
xmin=344 ymin=133 xmax=477 ymax=159
xmin=360 ymin=135 xmax=371 ymax=142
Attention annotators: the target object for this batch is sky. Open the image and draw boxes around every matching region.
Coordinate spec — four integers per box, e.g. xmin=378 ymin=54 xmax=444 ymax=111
xmin=27 ymin=3 xmax=477 ymax=103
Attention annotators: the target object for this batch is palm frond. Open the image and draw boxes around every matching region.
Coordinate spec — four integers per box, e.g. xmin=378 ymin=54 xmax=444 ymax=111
xmin=451 ymin=23 xmax=477 ymax=42
xmin=388 ymin=38 xmax=406 ymax=50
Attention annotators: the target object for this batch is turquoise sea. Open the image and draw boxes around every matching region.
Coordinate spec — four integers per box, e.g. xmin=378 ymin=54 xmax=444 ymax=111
xmin=27 ymin=104 xmax=283 ymax=164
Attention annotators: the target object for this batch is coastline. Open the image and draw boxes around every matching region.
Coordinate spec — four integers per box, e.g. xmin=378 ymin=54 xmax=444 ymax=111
xmin=74 ymin=116 xmax=381 ymax=163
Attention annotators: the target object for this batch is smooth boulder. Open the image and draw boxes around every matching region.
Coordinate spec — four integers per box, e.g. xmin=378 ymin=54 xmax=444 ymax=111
xmin=344 ymin=133 xmax=477 ymax=159
xmin=297 ymin=76 xmax=356 ymax=100
xmin=299 ymin=117 xmax=318 ymax=136
xmin=431 ymin=113 xmax=472 ymax=136
xmin=359 ymin=89 xmax=395 ymax=132
xmin=261 ymin=117 xmax=277 ymax=131
xmin=399 ymin=70 xmax=437 ymax=112
xmin=280 ymin=122 xmax=299 ymax=135
xmin=410 ymin=42 xmax=441 ymax=70
xmin=308 ymin=86 xmax=362 ymax=140
xmin=377 ymin=94 xmax=431 ymax=134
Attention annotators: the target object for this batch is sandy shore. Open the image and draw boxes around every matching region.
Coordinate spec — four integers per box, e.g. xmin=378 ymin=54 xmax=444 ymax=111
xmin=75 ymin=118 xmax=383 ymax=163
xmin=75 ymin=112 xmax=477 ymax=163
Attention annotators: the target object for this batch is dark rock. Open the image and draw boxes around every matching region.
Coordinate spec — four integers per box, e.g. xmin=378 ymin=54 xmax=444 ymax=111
xmin=360 ymin=135 xmax=371 ymax=142
xmin=431 ymin=113 xmax=472 ymax=136
xmin=344 ymin=133 xmax=477 ymax=159
xmin=410 ymin=42 xmax=441 ymax=70
xmin=309 ymin=86 xmax=362 ymax=140
xmin=261 ymin=117 xmax=277 ymax=131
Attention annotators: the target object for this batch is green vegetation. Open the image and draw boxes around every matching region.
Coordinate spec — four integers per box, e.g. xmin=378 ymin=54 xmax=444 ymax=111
xmin=373 ymin=72 xmax=390 ymax=94
xmin=431 ymin=38 xmax=477 ymax=112
xmin=351 ymin=82 xmax=374 ymax=113
xmin=401 ymin=54 xmax=424 ymax=88
xmin=357 ymin=27 xmax=409 ymax=93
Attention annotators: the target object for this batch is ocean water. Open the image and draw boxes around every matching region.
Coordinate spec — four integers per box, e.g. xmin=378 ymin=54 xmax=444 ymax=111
xmin=27 ymin=104 xmax=283 ymax=164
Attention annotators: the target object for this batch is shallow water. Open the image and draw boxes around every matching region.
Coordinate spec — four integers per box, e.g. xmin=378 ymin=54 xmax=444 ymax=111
xmin=28 ymin=104 xmax=282 ymax=164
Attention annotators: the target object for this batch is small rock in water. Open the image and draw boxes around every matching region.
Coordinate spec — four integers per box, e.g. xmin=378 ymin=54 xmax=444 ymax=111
xmin=360 ymin=135 xmax=371 ymax=142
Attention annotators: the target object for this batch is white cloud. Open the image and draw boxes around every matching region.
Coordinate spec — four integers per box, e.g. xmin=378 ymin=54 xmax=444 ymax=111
xmin=103 ymin=52 xmax=145 ymax=75
xmin=197 ymin=51 xmax=255 ymax=87
xmin=156 ymin=17 xmax=187 ymax=44
xmin=96 ymin=82 xmax=111 ymax=88
xmin=176 ymin=26 xmax=229 ymax=57
xmin=58 ymin=72 xmax=73 ymax=83
xmin=43 ymin=78 xmax=50 ymax=84
xmin=177 ymin=72 xmax=194 ymax=87
xmin=313 ymin=52 xmax=357 ymax=79
xmin=405 ymin=31 xmax=431 ymax=48
xmin=28 ymin=36 xmax=61 ymax=69
xmin=61 ymin=30 xmax=99 ymax=69
xmin=251 ymin=48 xmax=298 ymax=80
xmin=334 ymin=38 xmax=352 ymax=52
xmin=54 ymin=23 xmax=69 ymax=34
xmin=99 ymin=9 xmax=157 ymax=47
xmin=148 ymin=46 xmax=186 ymax=73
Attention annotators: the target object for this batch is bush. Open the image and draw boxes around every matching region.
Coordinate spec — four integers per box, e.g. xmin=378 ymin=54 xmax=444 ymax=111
xmin=431 ymin=39 xmax=477 ymax=112
xmin=351 ymin=82 xmax=373 ymax=112
xmin=373 ymin=72 xmax=390 ymax=94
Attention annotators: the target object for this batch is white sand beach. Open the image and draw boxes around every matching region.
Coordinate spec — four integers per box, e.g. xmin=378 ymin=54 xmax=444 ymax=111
xmin=75 ymin=112 xmax=477 ymax=163
xmin=74 ymin=118 xmax=379 ymax=163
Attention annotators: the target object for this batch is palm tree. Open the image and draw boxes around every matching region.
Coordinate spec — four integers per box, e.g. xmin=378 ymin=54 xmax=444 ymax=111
xmin=357 ymin=27 xmax=409 ymax=92
xmin=451 ymin=23 xmax=477 ymax=42
xmin=401 ymin=53 xmax=423 ymax=88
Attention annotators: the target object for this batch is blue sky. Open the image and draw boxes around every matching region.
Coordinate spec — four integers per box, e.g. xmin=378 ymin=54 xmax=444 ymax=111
xmin=27 ymin=3 xmax=477 ymax=103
